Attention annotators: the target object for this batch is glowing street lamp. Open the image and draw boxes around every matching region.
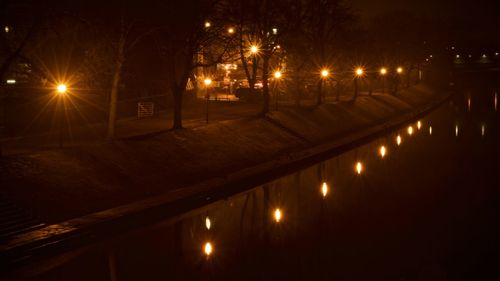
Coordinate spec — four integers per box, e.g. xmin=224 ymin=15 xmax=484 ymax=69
xmin=57 ymin=84 xmax=67 ymax=94
xmin=250 ymin=45 xmax=259 ymax=54
xmin=396 ymin=134 xmax=402 ymax=146
xmin=321 ymin=69 xmax=329 ymax=78
xmin=204 ymin=21 xmax=211 ymax=28
xmin=380 ymin=68 xmax=387 ymax=75
xmin=397 ymin=67 xmax=403 ymax=74
xmin=355 ymin=68 xmax=364 ymax=76
xmin=274 ymin=71 xmax=282 ymax=79
xmin=227 ymin=27 xmax=235 ymax=34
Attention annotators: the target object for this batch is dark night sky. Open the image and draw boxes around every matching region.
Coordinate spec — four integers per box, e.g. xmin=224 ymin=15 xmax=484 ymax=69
xmin=350 ymin=0 xmax=498 ymax=22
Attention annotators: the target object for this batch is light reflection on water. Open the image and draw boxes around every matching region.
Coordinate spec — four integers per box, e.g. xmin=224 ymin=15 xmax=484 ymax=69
xmin=31 ymin=89 xmax=500 ymax=280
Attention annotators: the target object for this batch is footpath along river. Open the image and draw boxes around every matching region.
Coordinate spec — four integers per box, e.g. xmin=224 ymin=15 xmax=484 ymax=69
xmin=12 ymin=86 xmax=500 ymax=280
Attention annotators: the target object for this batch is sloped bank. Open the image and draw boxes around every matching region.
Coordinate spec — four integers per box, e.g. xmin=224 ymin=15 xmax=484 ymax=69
xmin=0 ymin=84 xmax=450 ymax=270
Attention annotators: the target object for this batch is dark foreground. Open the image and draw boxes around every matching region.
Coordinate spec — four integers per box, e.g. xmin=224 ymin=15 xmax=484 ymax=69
xmin=5 ymin=86 xmax=500 ymax=280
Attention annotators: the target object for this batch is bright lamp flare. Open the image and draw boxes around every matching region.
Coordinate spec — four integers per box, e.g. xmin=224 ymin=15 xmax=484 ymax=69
xmin=250 ymin=45 xmax=259 ymax=54
xmin=204 ymin=242 xmax=213 ymax=256
xmin=321 ymin=182 xmax=328 ymax=197
xmin=397 ymin=67 xmax=403 ymax=74
xmin=455 ymin=125 xmax=459 ymax=137
xmin=380 ymin=68 xmax=387 ymax=75
xmin=396 ymin=135 xmax=402 ymax=146
xmin=429 ymin=126 xmax=433 ymax=135
xmin=274 ymin=208 xmax=282 ymax=223
xmin=407 ymin=126 xmax=413 ymax=136
xmin=379 ymin=146 xmax=386 ymax=158
xmin=57 ymin=84 xmax=67 ymax=94
xmin=205 ymin=217 xmax=211 ymax=230
xmin=204 ymin=78 xmax=212 ymax=86
xmin=417 ymin=121 xmax=422 ymax=130
xmin=356 ymin=162 xmax=363 ymax=174
xmin=321 ymin=69 xmax=329 ymax=78
xmin=274 ymin=71 xmax=282 ymax=79
xmin=355 ymin=68 xmax=364 ymax=76
xmin=481 ymin=124 xmax=485 ymax=137
xmin=228 ymin=27 xmax=235 ymax=34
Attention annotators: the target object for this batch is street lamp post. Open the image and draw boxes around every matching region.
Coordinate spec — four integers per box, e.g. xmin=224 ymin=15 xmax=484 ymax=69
xmin=394 ymin=67 xmax=403 ymax=94
xmin=380 ymin=67 xmax=387 ymax=93
xmin=274 ymin=70 xmax=282 ymax=110
xmin=318 ymin=69 xmax=329 ymax=105
xmin=204 ymin=78 xmax=212 ymax=124
xmin=56 ymin=84 xmax=67 ymax=148
xmin=354 ymin=68 xmax=364 ymax=100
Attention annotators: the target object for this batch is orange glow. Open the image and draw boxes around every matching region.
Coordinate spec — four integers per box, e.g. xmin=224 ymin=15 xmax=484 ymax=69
xmin=379 ymin=145 xmax=386 ymax=158
xmin=321 ymin=69 xmax=329 ymax=78
xmin=250 ymin=45 xmax=259 ymax=54
xmin=274 ymin=208 xmax=282 ymax=222
xmin=355 ymin=68 xmax=364 ymax=76
xmin=205 ymin=216 xmax=211 ymax=230
xmin=396 ymin=134 xmax=402 ymax=146
xmin=228 ymin=27 xmax=235 ymax=34
xmin=204 ymin=78 xmax=212 ymax=86
xmin=380 ymin=68 xmax=387 ymax=75
xmin=56 ymin=84 xmax=67 ymax=94
xmin=356 ymin=162 xmax=363 ymax=174
xmin=397 ymin=67 xmax=403 ymax=74
xmin=204 ymin=242 xmax=213 ymax=256
xmin=274 ymin=71 xmax=282 ymax=79
xmin=321 ymin=182 xmax=328 ymax=197
xmin=417 ymin=121 xmax=422 ymax=130
xmin=429 ymin=126 xmax=433 ymax=135
xmin=407 ymin=126 xmax=413 ymax=136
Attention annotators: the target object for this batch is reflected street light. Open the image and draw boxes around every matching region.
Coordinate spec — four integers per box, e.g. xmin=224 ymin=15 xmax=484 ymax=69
xmin=274 ymin=208 xmax=282 ymax=223
xmin=204 ymin=242 xmax=213 ymax=257
xmin=321 ymin=182 xmax=328 ymax=197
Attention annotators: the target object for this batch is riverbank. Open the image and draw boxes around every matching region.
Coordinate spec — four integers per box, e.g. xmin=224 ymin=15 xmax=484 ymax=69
xmin=0 ymin=84 xmax=447 ymax=228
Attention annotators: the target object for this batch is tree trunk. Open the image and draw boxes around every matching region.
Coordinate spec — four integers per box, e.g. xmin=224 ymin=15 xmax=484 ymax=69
xmin=106 ymin=20 xmax=126 ymax=141
xmin=260 ymin=54 xmax=270 ymax=116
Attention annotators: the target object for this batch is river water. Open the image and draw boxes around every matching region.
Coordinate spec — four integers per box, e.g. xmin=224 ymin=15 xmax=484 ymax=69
xmin=31 ymin=87 xmax=500 ymax=281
